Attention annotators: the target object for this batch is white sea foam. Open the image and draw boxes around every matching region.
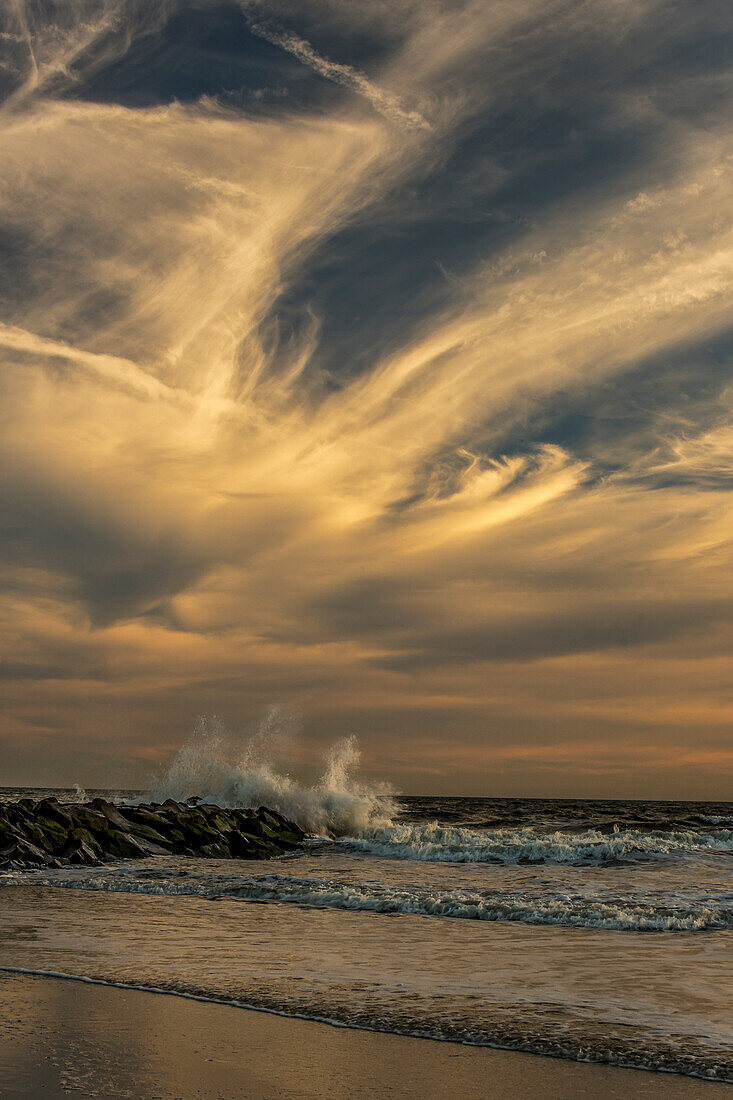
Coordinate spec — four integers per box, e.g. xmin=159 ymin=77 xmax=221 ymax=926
xmin=146 ymin=717 xmax=733 ymax=860
xmin=9 ymin=868 xmax=733 ymax=932
xmin=338 ymin=821 xmax=733 ymax=864
xmin=150 ymin=714 xmax=396 ymax=836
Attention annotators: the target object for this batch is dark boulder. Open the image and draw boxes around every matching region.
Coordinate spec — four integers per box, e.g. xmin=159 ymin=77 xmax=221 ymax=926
xmin=228 ymin=832 xmax=257 ymax=858
xmin=64 ymin=840 xmax=100 ymax=866
xmin=66 ymin=827 xmax=103 ymax=859
xmin=0 ymin=837 xmax=49 ymax=866
xmin=36 ymin=798 xmax=73 ymax=827
xmin=69 ymin=806 xmax=109 ymax=834
xmin=33 ymin=815 xmax=71 ymax=852
xmin=0 ymin=797 xmax=305 ymax=869
xmin=22 ymin=822 xmax=57 ymax=853
xmin=101 ymin=829 xmax=151 ymax=860
xmin=89 ymin=798 xmax=132 ymax=831
xmin=256 ymin=807 xmax=306 ymax=838
xmin=200 ymin=841 xmax=232 ymax=859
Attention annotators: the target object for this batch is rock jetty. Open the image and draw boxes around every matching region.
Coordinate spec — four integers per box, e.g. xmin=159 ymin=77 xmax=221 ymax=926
xmin=0 ymin=796 xmax=306 ymax=870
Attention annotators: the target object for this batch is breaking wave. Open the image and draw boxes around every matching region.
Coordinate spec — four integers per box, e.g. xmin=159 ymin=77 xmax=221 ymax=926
xmin=150 ymin=713 xmax=396 ymax=836
xmin=144 ymin=716 xmax=733 ymax=863
xmin=337 ymin=821 xmax=733 ymax=864
xmin=17 ymin=869 xmax=733 ymax=932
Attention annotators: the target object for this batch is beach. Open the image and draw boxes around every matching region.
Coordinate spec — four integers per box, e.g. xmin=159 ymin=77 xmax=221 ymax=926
xmin=1 ymin=972 xmax=730 ymax=1100
xmin=2 ymin=790 xmax=733 ymax=1093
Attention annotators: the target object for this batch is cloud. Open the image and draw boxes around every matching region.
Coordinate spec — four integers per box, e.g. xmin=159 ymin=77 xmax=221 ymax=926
xmin=244 ymin=18 xmax=431 ymax=131
xmin=1 ymin=0 xmax=174 ymax=108
xmin=0 ymin=0 xmax=732 ymax=792
xmin=372 ymin=598 xmax=733 ymax=670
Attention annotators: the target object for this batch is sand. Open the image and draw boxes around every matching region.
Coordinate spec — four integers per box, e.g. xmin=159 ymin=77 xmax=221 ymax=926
xmin=0 ymin=973 xmax=729 ymax=1099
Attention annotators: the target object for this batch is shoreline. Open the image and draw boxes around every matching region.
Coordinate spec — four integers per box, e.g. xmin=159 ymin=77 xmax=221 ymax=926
xmin=1 ymin=972 xmax=730 ymax=1099
xmin=2 ymin=963 xmax=732 ymax=1085
xmin=2 ymin=880 xmax=731 ymax=1086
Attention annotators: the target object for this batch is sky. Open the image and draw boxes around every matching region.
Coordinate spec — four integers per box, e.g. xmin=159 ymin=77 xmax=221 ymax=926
xmin=0 ymin=0 xmax=732 ymax=797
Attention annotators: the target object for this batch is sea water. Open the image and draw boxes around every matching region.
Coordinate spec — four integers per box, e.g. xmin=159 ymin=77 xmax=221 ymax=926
xmin=1 ymin=770 xmax=732 ymax=1082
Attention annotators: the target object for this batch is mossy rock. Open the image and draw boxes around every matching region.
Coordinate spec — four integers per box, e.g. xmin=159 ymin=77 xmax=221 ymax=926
xmin=67 ymin=827 xmax=103 ymax=858
xmin=102 ymin=829 xmax=149 ymax=859
xmin=276 ymin=830 xmax=304 ymax=849
xmin=172 ymin=810 xmax=204 ymax=831
xmin=247 ymin=836 xmax=281 ymax=858
xmin=71 ymin=808 xmax=109 ymax=834
xmin=200 ymin=842 xmax=232 ymax=859
xmin=123 ymin=808 xmax=170 ymax=831
xmin=257 ymin=808 xmax=305 ymax=838
xmin=34 ymin=815 xmax=71 ymax=851
xmin=1 ymin=797 xmax=304 ymax=867
xmin=183 ymin=822 xmax=216 ymax=842
xmin=237 ymin=817 xmax=266 ymax=839
xmin=175 ymin=816 xmax=222 ymax=847
xmin=37 ymin=798 xmax=73 ymax=826
xmin=127 ymin=823 xmax=173 ymax=849
xmin=23 ymin=823 xmax=57 ymax=853
xmin=89 ymin=799 xmax=134 ymax=831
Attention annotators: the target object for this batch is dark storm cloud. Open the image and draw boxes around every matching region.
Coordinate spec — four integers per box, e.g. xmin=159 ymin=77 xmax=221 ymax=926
xmin=306 ymin=577 xmax=429 ymax=639
xmin=0 ymin=461 xmax=210 ymax=625
xmin=371 ymin=599 xmax=733 ymax=671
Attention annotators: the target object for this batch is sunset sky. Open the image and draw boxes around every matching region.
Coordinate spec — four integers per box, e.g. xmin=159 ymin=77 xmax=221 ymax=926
xmin=1 ymin=0 xmax=732 ymax=796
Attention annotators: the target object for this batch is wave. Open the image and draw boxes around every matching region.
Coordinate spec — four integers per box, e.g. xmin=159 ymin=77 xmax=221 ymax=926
xmin=222 ymin=875 xmax=733 ymax=931
xmin=17 ymin=869 xmax=732 ymax=932
xmin=3 ymin=967 xmax=730 ymax=1083
xmin=338 ymin=821 xmax=733 ymax=864
xmin=149 ymin=714 xmax=396 ymax=836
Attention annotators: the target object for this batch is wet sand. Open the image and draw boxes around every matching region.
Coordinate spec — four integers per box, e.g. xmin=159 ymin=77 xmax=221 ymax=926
xmin=0 ymin=973 xmax=729 ymax=1099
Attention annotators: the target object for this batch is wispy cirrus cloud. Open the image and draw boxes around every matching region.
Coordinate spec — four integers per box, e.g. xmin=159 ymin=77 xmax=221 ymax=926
xmin=244 ymin=18 xmax=431 ymax=131
xmin=0 ymin=0 xmax=731 ymax=793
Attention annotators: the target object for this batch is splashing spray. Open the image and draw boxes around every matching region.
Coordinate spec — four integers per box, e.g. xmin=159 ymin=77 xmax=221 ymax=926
xmin=151 ymin=713 xmax=396 ymax=836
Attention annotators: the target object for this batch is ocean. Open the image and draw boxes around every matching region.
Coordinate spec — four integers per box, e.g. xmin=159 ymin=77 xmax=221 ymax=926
xmin=1 ymin=784 xmax=732 ymax=1083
